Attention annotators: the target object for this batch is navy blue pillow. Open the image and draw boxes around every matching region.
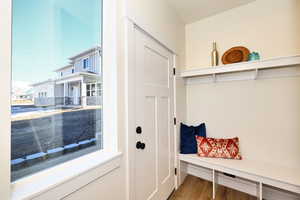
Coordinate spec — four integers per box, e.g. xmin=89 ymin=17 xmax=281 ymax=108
xmin=180 ymin=123 xmax=206 ymax=154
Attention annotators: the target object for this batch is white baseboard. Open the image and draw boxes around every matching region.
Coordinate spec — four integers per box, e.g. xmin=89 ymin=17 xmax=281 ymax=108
xmin=182 ymin=163 xmax=300 ymax=200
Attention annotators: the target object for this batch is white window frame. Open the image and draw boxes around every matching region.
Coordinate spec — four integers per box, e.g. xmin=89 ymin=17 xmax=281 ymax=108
xmin=0 ymin=0 xmax=12 ymax=199
xmin=0 ymin=0 xmax=120 ymax=199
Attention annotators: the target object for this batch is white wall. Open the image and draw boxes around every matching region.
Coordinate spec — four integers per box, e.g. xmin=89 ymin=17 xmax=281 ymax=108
xmin=126 ymin=0 xmax=185 ymax=61
xmin=185 ymin=0 xmax=300 ymax=68
xmin=186 ymin=76 xmax=300 ymax=168
xmin=185 ymin=0 xmax=300 ymax=169
xmin=57 ymin=166 xmax=124 ymax=200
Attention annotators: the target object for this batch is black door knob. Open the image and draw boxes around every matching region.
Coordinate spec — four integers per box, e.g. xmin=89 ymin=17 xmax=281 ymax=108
xmin=136 ymin=126 xmax=142 ymax=134
xmin=136 ymin=141 xmax=146 ymax=150
xmin=136 ymin=141 xmax=142 ymax=149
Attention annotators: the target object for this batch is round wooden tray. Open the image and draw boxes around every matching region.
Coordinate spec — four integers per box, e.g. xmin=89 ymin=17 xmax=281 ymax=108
xmin=222 ymin=46 xmax=250 ymax=64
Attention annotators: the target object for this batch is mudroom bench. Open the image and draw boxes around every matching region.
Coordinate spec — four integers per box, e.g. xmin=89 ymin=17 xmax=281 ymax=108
xmin=179 ymin=154 xmax=300 ymax=200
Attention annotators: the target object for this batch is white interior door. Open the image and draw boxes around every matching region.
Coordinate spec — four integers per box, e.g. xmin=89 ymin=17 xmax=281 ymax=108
xmin=134 ymin=28 xmax=175 ymax=200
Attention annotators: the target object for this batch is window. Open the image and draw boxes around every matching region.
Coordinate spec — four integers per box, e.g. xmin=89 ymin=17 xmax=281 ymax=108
xmin=11 ymin=0 xmax=103 ymax=181
xmin=86 ymin=83 xmax=96 ymax=96
xmin=86 ymin=83 xmax=101 ymax=96
xmin=39 ymin=92 xmax=46 ymax=97
xmin=83 ymin=58 xmax=89 ymax=69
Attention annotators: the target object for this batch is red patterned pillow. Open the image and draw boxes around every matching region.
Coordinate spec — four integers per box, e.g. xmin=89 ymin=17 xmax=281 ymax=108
xmin=195 ymin=136 xmax=242 ymax=160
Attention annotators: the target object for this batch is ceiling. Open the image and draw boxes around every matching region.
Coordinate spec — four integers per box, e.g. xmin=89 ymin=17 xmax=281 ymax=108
xmin=166 ymin=0 xmax=255 ymax=24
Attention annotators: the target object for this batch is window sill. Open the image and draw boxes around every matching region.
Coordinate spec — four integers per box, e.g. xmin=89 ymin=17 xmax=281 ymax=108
xmin=11 ymin=151 xmax=122 ymax=200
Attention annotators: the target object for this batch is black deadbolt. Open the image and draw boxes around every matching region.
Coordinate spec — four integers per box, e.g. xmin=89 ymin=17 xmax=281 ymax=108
xmin=136 ymin=126 xmax=142 ymax=134
xmin=136 ymin=141 xmax=146 ymax=150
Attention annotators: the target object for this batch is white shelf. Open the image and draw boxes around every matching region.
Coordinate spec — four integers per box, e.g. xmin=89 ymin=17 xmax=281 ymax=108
xmin=181 ymin=55 xmax=300 ymax=78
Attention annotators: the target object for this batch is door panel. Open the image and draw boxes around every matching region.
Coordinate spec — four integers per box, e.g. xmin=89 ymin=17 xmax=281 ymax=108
xmin=158 ymin=97 xmax=171 ymax=184
xmin=144 ymin=47 xmax=170 ymax=88
xmin=134 ymin=27 xmax=175 ymax=200
xmin=136 ymin=96 xmax=158 ymax=200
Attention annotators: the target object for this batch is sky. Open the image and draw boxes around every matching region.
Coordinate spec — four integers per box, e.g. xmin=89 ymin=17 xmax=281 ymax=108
xmin=12 ymin=0 xmax=102 ymax=84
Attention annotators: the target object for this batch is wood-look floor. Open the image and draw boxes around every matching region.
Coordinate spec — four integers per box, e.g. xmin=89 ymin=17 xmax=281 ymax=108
xmin=170 ymin=175 xmax=257 ymax=200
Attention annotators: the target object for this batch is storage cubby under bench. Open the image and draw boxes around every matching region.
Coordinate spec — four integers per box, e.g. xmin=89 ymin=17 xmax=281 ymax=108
xmin=179 ymin=154 xmax=300 ymax=200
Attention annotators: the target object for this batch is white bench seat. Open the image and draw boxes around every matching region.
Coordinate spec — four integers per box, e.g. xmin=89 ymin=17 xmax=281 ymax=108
xmin=179 ymin=154 xmax=300 ymax=198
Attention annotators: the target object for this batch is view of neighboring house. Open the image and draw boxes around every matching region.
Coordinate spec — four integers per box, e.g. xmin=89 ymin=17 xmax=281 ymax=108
xmin=12 ymin=93 xmax=33 ymax=105
xmin=12 ymin=81 xmax=33 ymax=105
xmin=32 ymin=46 xmax=102 ymax=107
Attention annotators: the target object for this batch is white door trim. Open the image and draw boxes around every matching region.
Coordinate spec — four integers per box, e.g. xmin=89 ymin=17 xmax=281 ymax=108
xmin=125 ymin=18 xmax=177 ymax=200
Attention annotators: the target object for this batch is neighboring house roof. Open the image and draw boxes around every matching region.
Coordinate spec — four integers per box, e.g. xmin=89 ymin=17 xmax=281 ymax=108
xmin=69 ymin=46 xmax=101 ymax=60
xmin=53 ymin=46 xmax=101 ymax=72
xmin=54 ymin=64 xmax=73 ymax=73
xmin=32 ymin=47 xmax=102 ymax=88
xmin=31 ymin=79 xmax=55 ymax=87
xmin=32 ymin=72 xmax=100 ymax=88
xmin=55 ymin=72 xmax=101 ymax=84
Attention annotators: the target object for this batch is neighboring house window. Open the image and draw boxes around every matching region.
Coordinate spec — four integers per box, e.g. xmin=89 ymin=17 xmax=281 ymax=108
xmin=86 ymin=83 xmax=96 ymax=96
xmin=61 ymin=72 xmax=63 ymax=77
xmin=86 ymin=84 xmax=90 ymax=96
xmin=83 ymin=58 xmax=89 ymax=69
